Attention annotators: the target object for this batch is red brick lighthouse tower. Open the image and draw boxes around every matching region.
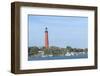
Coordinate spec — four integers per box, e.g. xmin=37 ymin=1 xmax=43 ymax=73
xmin=45 ymin=27 xmax=49 ymax=48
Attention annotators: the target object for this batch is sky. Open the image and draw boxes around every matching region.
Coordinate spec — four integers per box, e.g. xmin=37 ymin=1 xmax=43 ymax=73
xmin=28 ymin=15 xmax=88 ymax=48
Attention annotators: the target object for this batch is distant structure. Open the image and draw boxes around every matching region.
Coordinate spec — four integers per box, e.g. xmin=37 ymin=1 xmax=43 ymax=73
xmin=45 ymin=27 xmax=49 ymax=48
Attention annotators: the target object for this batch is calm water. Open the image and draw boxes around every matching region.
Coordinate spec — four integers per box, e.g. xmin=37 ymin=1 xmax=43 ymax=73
xmin=28 ymin=54 xmax=88 ymax=61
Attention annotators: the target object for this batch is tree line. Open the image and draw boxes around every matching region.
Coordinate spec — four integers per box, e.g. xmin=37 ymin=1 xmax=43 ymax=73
xmin=28 ymin=46 xmax=88 ymax=57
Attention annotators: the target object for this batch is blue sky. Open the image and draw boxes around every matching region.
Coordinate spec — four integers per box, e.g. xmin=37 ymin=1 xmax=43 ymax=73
xmin=28 ymin=15 xmax=88 ymax=48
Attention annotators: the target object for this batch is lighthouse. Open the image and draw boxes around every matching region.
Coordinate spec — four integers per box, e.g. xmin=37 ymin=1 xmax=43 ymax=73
xmin=45 ymin=27 xmax=49 ymax=48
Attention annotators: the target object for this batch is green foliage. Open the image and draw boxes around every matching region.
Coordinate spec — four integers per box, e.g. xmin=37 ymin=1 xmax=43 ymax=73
xmin=28 ymin=46 xmax=39 ymax=56
xmin=28 ymin=46 xmax=88 ymax=57
xmin=44 ymin=48 xmax=50 ymax=55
